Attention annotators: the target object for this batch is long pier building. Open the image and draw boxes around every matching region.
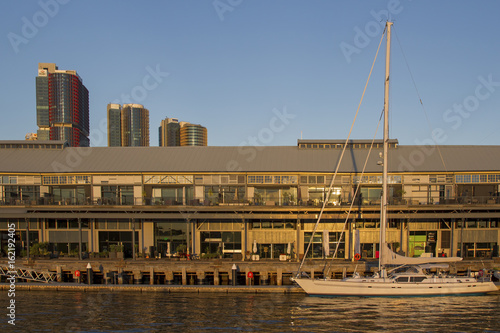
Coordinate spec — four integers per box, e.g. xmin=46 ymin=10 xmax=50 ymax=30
xmin=1 ymin=139 xmax=499 ymax=263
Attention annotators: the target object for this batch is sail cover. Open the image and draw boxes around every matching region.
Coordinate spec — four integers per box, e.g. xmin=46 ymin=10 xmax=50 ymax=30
xmin=380 ymin=245 xmax=462 ymax=266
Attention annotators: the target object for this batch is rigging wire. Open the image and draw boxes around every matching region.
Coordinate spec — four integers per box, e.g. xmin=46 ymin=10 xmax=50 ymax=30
xmin=392 ymin=27 xmax=448 ymax=173
xmin=296 ymin=27 xmax=387 ymax=277
xmin=323 ymin=109 xmax=384 ymax=278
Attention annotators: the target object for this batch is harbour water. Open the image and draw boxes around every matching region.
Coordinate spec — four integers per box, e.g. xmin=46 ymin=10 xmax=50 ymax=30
xmin=1 ymin=290 xmax=499 ymax=332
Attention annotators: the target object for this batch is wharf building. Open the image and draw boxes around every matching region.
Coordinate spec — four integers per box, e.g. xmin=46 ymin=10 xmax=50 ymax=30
xmin=36 ymin=63 xmax=89 ymax=147
xmin=0 ymin=139 xmax=499 ymax=261
xmin=107 ymin=103 xmax=150 ymax=147
xmin=159 ymin=118 xmax=207 ymax=147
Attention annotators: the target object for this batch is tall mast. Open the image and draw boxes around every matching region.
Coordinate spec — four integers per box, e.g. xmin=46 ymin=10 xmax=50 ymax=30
xmin=380 ymin=21 xmax=392 ymax=272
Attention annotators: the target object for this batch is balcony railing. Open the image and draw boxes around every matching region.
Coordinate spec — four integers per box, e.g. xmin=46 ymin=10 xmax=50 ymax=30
xmin=0 ymin=195 xmax=498 ymax=207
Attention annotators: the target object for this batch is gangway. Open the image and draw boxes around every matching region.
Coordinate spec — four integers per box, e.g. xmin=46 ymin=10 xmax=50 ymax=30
xmin=0 ymin=265 xmax=56 ymax=283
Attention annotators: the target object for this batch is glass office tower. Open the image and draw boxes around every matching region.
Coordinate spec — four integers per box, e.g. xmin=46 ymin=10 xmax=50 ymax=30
xmin=106 ymin=104 xmax=149 ymax=147
xmin=159 ymin=118 xmax=180 ymax=147
xmin=121 ymin=104 xmax=150 ymax=147
xmin=36 ymin=63 xmax=90 ymax=147
xmin=180 ymin=122 xmax=207 ymax=146
xmin=107 ymin=104 xmax=122 ymax=147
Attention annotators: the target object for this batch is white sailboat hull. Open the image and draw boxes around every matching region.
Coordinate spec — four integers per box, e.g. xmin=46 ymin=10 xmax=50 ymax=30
xmin=293 ymin=277 xmax=498 ymax=297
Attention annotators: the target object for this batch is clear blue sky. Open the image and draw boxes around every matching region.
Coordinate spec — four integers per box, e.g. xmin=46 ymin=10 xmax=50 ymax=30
xmin=1 ymin=0 xmax=499 ymax=147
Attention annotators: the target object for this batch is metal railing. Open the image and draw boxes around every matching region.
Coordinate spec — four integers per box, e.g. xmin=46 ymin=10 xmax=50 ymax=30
xmin=0 ymin=195 xmax=498 ymax=207
xmin=0 ymin=265 xmax=56 ymax=283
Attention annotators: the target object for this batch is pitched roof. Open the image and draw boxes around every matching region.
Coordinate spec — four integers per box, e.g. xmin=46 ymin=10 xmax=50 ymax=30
xmin=0 ymin=145 xmax=499 ymax=174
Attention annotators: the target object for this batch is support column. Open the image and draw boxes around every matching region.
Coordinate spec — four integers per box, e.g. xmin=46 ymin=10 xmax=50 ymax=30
xmin=104 ymin=270 xmax=111 ymax=285
xmin=118 ymin=268 xmax=124 ymax=284
xmin=186 ymin=219 xmax=190 ymax=256
xmin=133 ymin=271 xmax=142 ymax=285
xmin=277 ymin=268 xmax=283 ymax=286
xmin=400 ymin=218 xmax=405 ymax=255
xmin=296 ymin=218 xmax=301 ymax=262
xmin=460 ymin=217 xmax=465 ymax=257
xmin=196 ymin=271 xmax=206 ymax=285
xmin=243 ymin=218 xmax=247 ymax=261
xmin=150 ymin=267 xmax=155 ymax=285
xmin=165 ymin=271 xmax=174 ymax=285
xmin=181 ymin=267 xmax=187 ymax=285
xmin=451 ymin=218 xmax=455 ymax=257
xmin=25 ymin=218 xmax=30 ymax=259
xmin=132 ymin=218 xmax=136 ymax=260
xmin=41 ymin=218 xmax=45 ymax=243
xmin=348 ymin=219 xmax=352 ymax=260
xmin=260 ymin=271 xmax=269 ymax=286
xmin=78 ymin=218 xmax=82 ymax=261
xmin=56 ymin=266 xmax=62 ymax=282
xmin=214 ymin=268 xmax=220 ymax=286
xmin=90 ymin=218 xmax=95 ymax=253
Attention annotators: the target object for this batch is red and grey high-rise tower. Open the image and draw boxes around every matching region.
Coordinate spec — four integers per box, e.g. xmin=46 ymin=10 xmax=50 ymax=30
xmin=36 ymin=63 xmax=90 ymax=147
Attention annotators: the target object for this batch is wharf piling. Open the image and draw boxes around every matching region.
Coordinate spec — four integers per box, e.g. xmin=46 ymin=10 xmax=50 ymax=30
xmin=1 ymin=258 xmax=498 ymax=288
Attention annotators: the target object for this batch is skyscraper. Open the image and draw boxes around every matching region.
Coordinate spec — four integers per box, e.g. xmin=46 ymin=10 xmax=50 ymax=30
xmin=179 ymin=122 xmax=207 ymax=146
xmin=158 ymin=117 xmax=180 ymax=146
xmin=158 ymin=118 xmax=207 ymax=147
xmin=36 ymin=63 xmax=89 ymax=147
xmin=107 ymin=104 xmax=121 ymax=147
xmin=106 ymin=103 xmax=149 ymax=147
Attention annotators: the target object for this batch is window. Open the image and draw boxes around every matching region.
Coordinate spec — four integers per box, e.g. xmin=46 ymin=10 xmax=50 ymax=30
xmin=441 ymin=230 xmax=451 ymax=248
xmin=57 ymin=220 xmax=68 ymax=229
xmin=98 ymin=231 xmax=139 ymax=257
xmin=248 ymin=175 xmax=297 ymax=185
xmin=466 ymin=220 xmax=477 ymax=228
xmin=101 ymin=186 xmax=133 ymax=205
xmin=410 ymin=276 xmax=426 ymax=283
xmin=155 ymin=221 xmax=187 ymax=255
xmin=252 ymin=220 xmax=295 ymax=229
xmin=477 ymin=220 xmax=488 ymax=228
xmin=200 ymin=231 xmax=241 ymax=258
xmin=303 ymin=232 xmax=345 ymax=259
xmin=257 ymin=243 xmax=289 ymax=259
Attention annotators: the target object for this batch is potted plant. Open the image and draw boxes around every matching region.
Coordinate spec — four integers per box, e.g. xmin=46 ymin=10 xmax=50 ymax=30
xmin=109 ymin=244 xmax=123 ymax=259
xmin=69 ymin=249 xmax=79 ymax=258
xmin=176 ymin=244 xmax=187 ymax=259
xmin=254 ymin=192 xmax=263 ymax=205
xmin=29 ymin=243 xmax=40 ymax=257
xmin=113 ymin=244 xmax=124 ymax=259
xmin=109 ymin=245 xmax=117 ymax=259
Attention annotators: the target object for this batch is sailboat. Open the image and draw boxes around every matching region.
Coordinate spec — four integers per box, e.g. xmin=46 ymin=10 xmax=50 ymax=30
xmin=292 ymin=22 xmax=497 ymax=297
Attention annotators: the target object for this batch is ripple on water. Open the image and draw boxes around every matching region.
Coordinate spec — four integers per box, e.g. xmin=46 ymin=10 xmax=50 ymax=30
xmin=3 ymin=291 xmax=499 ymax=333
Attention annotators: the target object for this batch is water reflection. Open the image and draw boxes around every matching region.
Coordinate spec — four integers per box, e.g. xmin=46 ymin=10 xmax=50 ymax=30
xmin=2 ymin=291 xmax=499 ymax=332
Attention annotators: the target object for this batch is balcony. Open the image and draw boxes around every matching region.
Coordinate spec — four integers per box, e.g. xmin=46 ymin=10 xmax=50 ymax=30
xmin=0 ymin=195 xmax=498 ymax=208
